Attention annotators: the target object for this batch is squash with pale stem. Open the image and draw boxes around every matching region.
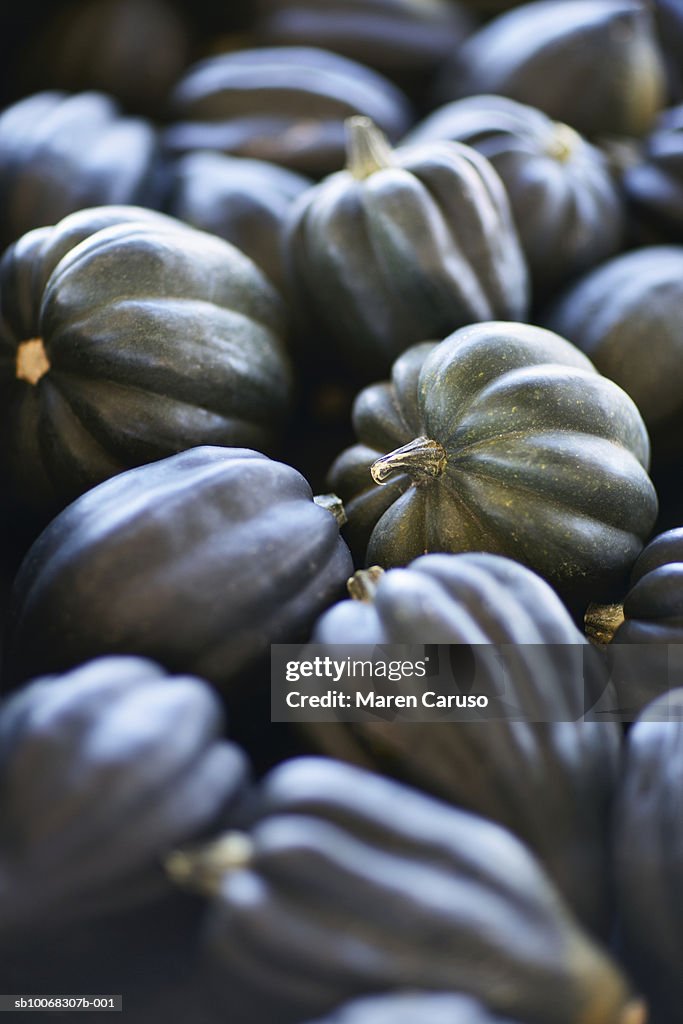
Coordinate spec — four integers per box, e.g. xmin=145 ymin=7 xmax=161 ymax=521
xmin=328 ymin=322 xmax=658 ymax=606
xmin=287 ymin=116 xmax=529 ymax=378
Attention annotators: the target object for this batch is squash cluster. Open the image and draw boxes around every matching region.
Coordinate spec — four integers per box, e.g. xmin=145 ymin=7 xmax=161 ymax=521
xmin=0 ymin=2 xmax=681 ymax=1023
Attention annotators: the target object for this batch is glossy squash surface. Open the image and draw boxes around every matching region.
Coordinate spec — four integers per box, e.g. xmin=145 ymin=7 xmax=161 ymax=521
xmin=329 ymin=322 xmax=657 ymax=605
xmin=0 ymin=205 xmax=292 ymax=517
xmin=288 ymin=119 xmax=529 ymax=377
xmin=3 ymin=447 xmax=353 ymax=691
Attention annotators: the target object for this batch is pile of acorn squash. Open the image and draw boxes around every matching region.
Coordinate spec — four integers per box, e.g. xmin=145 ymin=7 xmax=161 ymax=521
xmin=0 ymin=1 xmax=681 ymax=1022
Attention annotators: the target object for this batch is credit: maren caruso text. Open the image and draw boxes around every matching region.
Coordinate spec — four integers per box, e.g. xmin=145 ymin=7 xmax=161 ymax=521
xmin=285 ymin=690 xmax=490 ymax=709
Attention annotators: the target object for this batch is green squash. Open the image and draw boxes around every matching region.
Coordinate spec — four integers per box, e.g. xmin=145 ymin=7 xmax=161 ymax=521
xmin=0 ymin=655 xmax=248 ymax=935
xmin=0 ymin=205 xmax=292 ymax=518
xmin=166 ymin=757 xmax=643 ymax=1024
xmin=613 ymin=688 xmax=683 ymax=1023
xmin=166 ymin=152 xmax=312 ymax=294
xmin=405 ymin=94 xmax=624 ymax=297
xmin=288 ymin=117 xmax=529 ymax=378
xmin=163 ymin=46 xmax=413 ymax=178
xmin=544 ymin=246 xmax=683 ymax=456
xmin=21 ymin=0 xmax=189 ymax=117
xmin=328 ymin=322 xmax=657 ymax=606
xmin=307 ymin=993 xmax=522 ymax=1024
xmin=0 ymin=91 xmax=164 ymax=250
xmin=3 ymin=447 xmax=353 ymax=696
xmin=619 ymin=106 xmax=683 ymax=241
xmin=585 ymin=528 xmax=683 ymax=715
xmin=254 ymin=0 xmax=472 ymax=90
xmin=438 ymin=0 xmax=666 ymax=139
xmin=309 ymin=551 xmax=620 ymax=934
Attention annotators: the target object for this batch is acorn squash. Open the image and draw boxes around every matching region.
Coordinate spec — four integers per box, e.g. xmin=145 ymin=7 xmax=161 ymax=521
xmin=328 ymin=322 xmax=657 ymax=606
xmin=163 ymin=47 xmax=413 ymax=178
xmin=166 ymin=152 xmax=312 ymax=293
xmin=309 ymin=551 xmax=619 ymax=933
xmin=288 ymin=118 xmax=529 ymax=378
xmin=405 ymin=94 xmax=624 ymax=297
xmin=0 ymin=205 xmax=293 ymax=518
xmin=0 ymin=91 xmax=163 ymax=250
xmin=2 ymin=447 xmax=353 ymax=694
xmin=307 ymin=992 xmax=522 ymax=1024
xmin=438 ymin=0 xmax=666 ymax=139
xmin=166 ymin=757 xmax=643 ymax=1024
xmin=544 ymin=246 xmax=683 ymax=456
xmin=254 ymin=0 xmax=472 ymax=90
xmin=0 ymin=655 xmax=248 ymax=934
xmin=620 ymin=106 xmax=683 ymax=241
xmin=613 ymin=688 xmax=683 ymax=1024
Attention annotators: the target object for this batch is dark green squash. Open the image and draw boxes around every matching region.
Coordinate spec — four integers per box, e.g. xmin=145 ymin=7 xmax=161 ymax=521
xmin=288 ymin=117 xmax=529 ymax=378
xmin=309 ymin=551 xmax=619 ymax=934
xmin=20 ymin=0 xmax=190 ymax=117
xmin=654 ymin=0 xmax=683 ymax=102
xmin=613 ymin=688 xmax=683 ymax=1024
xmin=438 ymin=0 xmax=666 ymax=139
xmin=329 ymin=322 xmax=657 ymax=607
xmin=166 ymin=152 xmax=312 ymax=293
xmin=544 ymin=246 xmax=683 ymax=456
xmin=163 ymin=47 xmax=413 ymax=178
xmin=166 ymin=757 xmax=643 ymax=1024
xmin=254 ymin=0 xmax=472 ymax=90
xmin=405 ymin=94 xmax=624 ymax=297
xmin=0 ymin=91 xmax=164 ymax=250
xmin=0 ymin=655 xmax=248 ymax=934
xmin=619 ymin=106 xmax=683 ymax=240
xmin=0 ymin=205 xmax=293 ymax=518
xmin=307 ymin=992 xmax=522 ymax=1024
xmin=586 ymin=529 xmax=683 ymax=715
xmin=2 ymin=447 xmax=353 ymax=695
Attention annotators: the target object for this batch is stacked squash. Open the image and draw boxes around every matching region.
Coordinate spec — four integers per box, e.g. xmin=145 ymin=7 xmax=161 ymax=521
xmin=0 ymin=1 xmax=681 ymax=1022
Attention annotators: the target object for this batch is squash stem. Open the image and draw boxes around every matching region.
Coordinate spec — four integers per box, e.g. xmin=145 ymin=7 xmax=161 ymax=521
xmin=346 ymin=116 xmax=395 ymax=179
xmin=584 ymin=602 xmax=625 ymax=646
xmin=16 ymin=338 xmax=50 ymax=385
xmin=546 ymin=121 xmax=581 ymax=162
xmin=164 ymin=832 xmax=254 ymax=897
xmin=371 ymin=436 xmax=447 ymax=486
xmin=347 ymin=566 xmax=385 ymax=602
xmin=314 ymin=493 xmax=347 ymax=528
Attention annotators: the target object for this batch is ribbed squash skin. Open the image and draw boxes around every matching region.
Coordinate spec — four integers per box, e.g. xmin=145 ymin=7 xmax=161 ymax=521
xmin=0 ymin=656 xmax=248 ymax=934
xmin=0 ymin=205 xmax=292 ymax=517
xmin=438 ymin=0 xmax=666 ymax=138
xmin=404 ymin=94 xmax=624 ymax=297
xmin=163 ymin=47 xmax=413 ymax=177
xmin=288 ymin=134 xmax=529 ymax=378
xmin=329 ymin=323 xmax=657 ymax=606
xmin=308 ymin=992 xmax=519 ymax=1024
xmin=545 ymin=246 xmax=683 ymax=453
xmin=197 ymin=758 xmax=638 ymax=1024
xmin=613 ymin=689 xmax=683 ymax=1024
xmin=254 ymin=0 xmax=472 ymax=85
xmin=310 ymin=552 xmax=620 ymax=934
xmin=617 ymin=528 xmax=683 ymax=643
xmin=0 ymin=91 xmax=163 ymax=250
xmin=166 ymin=152 xmax=312 ymax=293
xmin=2 ymin=447 xmax=353 ymax=692
xmin=21 ymin=0 xmax=189 ymax=116
xmin=621 ymin=106 xmax=683 ymax=240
